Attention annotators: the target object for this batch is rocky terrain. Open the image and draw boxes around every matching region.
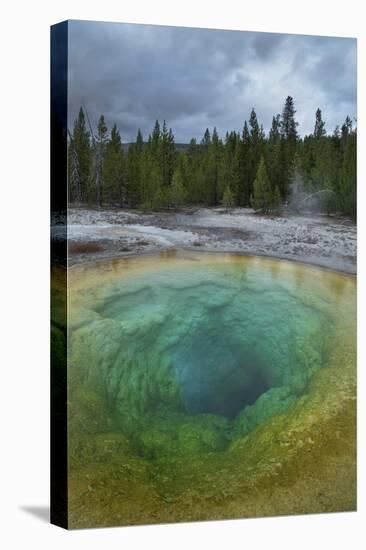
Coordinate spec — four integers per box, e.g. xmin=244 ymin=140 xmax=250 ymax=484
xmin=63 ymin=206 xmax=356 ymax=273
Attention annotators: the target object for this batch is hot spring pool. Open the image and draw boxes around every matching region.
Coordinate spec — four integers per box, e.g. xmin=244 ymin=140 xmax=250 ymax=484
xmin=61 ymin=251 xmax=356 ymax=527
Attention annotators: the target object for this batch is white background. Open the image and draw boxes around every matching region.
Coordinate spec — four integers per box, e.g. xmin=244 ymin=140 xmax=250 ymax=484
xmin=0 ymin=0 xmax=364 ymax=548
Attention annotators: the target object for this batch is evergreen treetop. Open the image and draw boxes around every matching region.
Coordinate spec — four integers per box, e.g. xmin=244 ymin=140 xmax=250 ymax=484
xmin=314 ymin=108 xmax=326 ymax=138
xmin=281 ymin=96 xmax=298 ymax=141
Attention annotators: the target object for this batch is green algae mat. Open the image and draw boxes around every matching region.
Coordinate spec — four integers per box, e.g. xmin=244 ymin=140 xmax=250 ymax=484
xmin=55 ymin=251 xmax=356 ymax=528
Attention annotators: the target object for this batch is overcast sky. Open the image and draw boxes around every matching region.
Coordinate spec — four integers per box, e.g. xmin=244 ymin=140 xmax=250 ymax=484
xmin=68 ymin=20 xmax=356 ymax=143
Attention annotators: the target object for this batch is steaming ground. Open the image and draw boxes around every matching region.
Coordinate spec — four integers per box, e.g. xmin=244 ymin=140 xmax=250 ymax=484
xmin=65 ymin=206 xmax=356 ymax=273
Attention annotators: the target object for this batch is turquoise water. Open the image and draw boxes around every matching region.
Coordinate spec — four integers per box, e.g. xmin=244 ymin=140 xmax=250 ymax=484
xmin=68 ymin=253 xmax=349 ymax=454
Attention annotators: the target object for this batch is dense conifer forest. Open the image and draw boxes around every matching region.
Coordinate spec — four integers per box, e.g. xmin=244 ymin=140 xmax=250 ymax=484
xmin=68 ymin=96 xmax=356 ymax=219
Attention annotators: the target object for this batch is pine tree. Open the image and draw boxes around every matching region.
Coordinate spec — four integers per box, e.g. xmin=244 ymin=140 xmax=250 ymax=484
xmin=151 ymin=120 xmax=161 ymax=154
xmin=185 ymin=139 xmax=200 ymax=202
xmin=68 ymin=107 xmax=91 ymax=202
xmin=249 ymin=108 xmax=260 ymax=143
xmin=210 ymin=127 xmax=222 ymax=204
xmin=314 ymin=108 xmax=326 ymax=139
xmin=340 ymin=130 xmax=356 ymax=219
xmin=341 ymin=116 xmax=353 ymax=151
xmin=159 ymin=122 xmax=176 ymax=186
xmin=267 ymin=115 xmax=283 ymax=200
xmin=187 ymin=138 xmax=198 ymax=161
xmin=140 ymin=149 xmax=163 ymax=210
xmin=259 ymin=124 xmax=266 ymax=141
xmin=91 ymin=115 xmax=108 ymax=205
xmin=248 ymin=109 xmax=263 ymax=203
xmin=251 ymin=156 xmax=280 ymax=213
xmin=279 ymin=96 xmax=299 ymax=198
xmin=160 ymin=120 xmax=170 ymax=185
xmin=201 ymin=128 xmax=211 ymax=148
xmin=136 ymin=129 xmax=143 ymax=153
xmin=212 ymin=127 xmax=219 ymax=146
xmin=231 ymin=138 xmax=242 ymax=204
xmin=196 ymin=128 xmax=218 ymax=205
xmin=170 ymin=164 xmax=187 ymax=208
xmin=103 ymin=124 xmax=125 ymax=205
xmin=281 ymin=96 xmax=298 ymax=141
xmin=218 ymin=136 xmax=233 ymax=202
xmin=126 ymin=129 xmax=144 ymax=207
xmin=333 ymin=125 xmax=341 ymax=139
xmin=239 ymin=121 xmax=251 ymax=206
xmin=269 ymin=114 xmax=281 ymax=142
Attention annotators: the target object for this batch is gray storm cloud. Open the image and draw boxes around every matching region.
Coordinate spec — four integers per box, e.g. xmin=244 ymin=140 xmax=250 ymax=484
xmin=67 ymin=20 xmax=356 ymax=143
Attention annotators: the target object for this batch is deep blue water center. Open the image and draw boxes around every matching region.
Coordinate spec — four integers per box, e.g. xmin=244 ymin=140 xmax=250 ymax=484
xmin=172 ymin=324 xmax=269 ymax=417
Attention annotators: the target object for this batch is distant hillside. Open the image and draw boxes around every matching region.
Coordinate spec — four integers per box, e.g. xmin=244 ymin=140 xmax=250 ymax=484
xmin=122 ymin=142 xmax=190 ymax=153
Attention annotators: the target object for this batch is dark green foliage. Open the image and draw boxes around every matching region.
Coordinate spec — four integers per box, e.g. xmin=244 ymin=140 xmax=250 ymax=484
xmin=125 ymin=129 xmax=144 ymax=207
xmin=201 ymin=128 xmax=211 ymax=148
xmin=266 ymin=114 xmax=283 ymax=200
xmin=218 ymin=132 xmax=240 ymax=205
xmin=103 ymin=125 xmax=125 ymax=206
xmin=83 ymin=114 xmax=109 ymax=206
xmin=160 ymin=121 xmax=177 ymax=186
xmin=276 ymin=96 xmax=299 ymax=199
xmin=68 ymin=107 xmax=91 ymax=202
xmin=269 ymin=114 xmax=281 ymax=142
xmin=295 ymin=115 xmax=356 ymax=219
xmin=339 ymin=130 xmax=356 ymax=219
xmin=281 ymin=96 xmax=298 ymax=141
xmin=139 ymin=148 xmax=163 ymax=210
xmin=67 ymin=101 xmax=356 ymax=218
xmin=170 ymin=159 xmax=187 ymax=208
xmin=314 ymin=108 xmax=326 ymax=139
xmin=251 ymin=157 xmax=281 ymax=213
xmin=238 ymin=122 xmax=252 ymax=206
xmin=248 ymin=108 xmax=263 ymax=198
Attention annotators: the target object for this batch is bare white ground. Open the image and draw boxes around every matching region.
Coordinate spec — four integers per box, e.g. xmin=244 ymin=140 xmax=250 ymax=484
xmin=64 ymin=207 xmax=356 ymax=273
